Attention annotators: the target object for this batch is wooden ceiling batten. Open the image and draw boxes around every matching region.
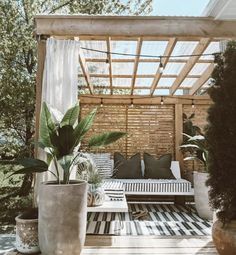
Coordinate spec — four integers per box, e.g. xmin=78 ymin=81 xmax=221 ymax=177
xmin=150 ymin=38 xmax=177 ymax=95
xmin=169 ymin=38 xmax=211 ymax=95
xmin=106 ymin=37 xmax=113 ymax=94
xmin=79 ymin=50 xmax=94 ymax=94
xmin=131 ymin=38 xmax=143 ymax=94
xmin=189 ymin=63 xmax=214 ymax=95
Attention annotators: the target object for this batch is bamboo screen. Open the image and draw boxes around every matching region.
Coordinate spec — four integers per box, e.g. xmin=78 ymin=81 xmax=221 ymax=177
xmin=80 ymin=104 xmax=175 ymax=159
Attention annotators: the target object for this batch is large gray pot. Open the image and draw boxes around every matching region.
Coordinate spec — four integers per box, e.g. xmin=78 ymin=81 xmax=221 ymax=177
xmin=194 ymin=171 xmax=213 ymax=220
xmin=38 ymin=181 xmax=87 ymax=255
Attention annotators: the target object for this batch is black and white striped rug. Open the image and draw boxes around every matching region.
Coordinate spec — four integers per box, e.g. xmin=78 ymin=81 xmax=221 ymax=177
xmin=86 ymin=204 xmax=212 ymax=236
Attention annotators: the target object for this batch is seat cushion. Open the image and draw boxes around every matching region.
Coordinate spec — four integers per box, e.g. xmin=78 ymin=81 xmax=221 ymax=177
xmin=144 ymin=153 xmax=175 ymax=179
xmin=113 ymin=152 xmax=142 ymax=179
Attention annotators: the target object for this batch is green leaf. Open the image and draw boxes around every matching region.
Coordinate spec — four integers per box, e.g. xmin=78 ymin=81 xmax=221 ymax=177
xmin=50 ymin=125 xmax=75 ymax=158
xmin=73 ymin=108 xmax=97 ymax=146
xmin=89 ymin=132 xmax=126 ymax=147
xmin=60 ymin=104 xmax=80 ymax=127
xmin=40 ymin=102 xmax=56 ymax=147
xmin=180 ymin=144 xmax=200 ymax=149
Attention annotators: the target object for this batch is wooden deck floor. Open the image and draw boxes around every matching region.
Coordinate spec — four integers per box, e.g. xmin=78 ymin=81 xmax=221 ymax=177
xmin=83 ymin=235 xmax=218 ymax=255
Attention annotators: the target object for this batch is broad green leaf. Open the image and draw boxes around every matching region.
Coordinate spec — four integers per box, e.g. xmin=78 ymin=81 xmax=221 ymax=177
xmin=180 ymin=144 xmax=200 ymax=149
xmin=39 ymin=102 xmax=56 ymax=147
xmin=60 ymin=104 xmax=80 ymax=127
xmin=73 ymin=108 xmax=97 ymax=146
xmin=17 ymin=158 xmax=48 ymax=168
xmin=88 ymin=132 xmax=126 ymax=147
xmin=8 ymin=166 xmax=48 ymax=178
xmin=50 ymin=125 xmax=75 ymax=158
xmin=183 ymin=156 xmax=197 ymax=161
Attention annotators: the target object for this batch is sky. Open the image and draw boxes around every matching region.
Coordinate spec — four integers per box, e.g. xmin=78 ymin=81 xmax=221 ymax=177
xmin=151 ymin=0 xmax=210 ymax=16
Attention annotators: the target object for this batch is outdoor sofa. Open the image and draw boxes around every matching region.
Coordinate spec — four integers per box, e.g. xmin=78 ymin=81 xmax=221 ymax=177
xmin=90 ymin=153 xmax=194 ymax=200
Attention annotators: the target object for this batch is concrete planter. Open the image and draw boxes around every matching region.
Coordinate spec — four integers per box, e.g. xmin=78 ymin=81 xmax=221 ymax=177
xmin=15 ymin=209 xmax=40 ymax=254
xmin=212 ymin=219 xmax=236 ymax=255
xmin=194 ymin=171 xmax=213 ymax=220
xmin=38 ymin=181 xmax=87 ymax=255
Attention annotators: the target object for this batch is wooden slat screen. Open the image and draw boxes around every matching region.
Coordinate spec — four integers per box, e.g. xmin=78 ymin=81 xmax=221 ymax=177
xmin=80 ymin=104 xmax=175 ymax=159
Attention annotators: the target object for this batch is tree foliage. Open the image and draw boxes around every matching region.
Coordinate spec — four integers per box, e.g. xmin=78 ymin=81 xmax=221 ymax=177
xmin=206 ymin=41 xmax=236 ymax=223
xmin=0 ymin=0 xmax=152 ymax=193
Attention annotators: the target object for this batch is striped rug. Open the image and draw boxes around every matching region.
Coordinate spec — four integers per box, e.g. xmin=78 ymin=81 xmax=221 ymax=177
xmin=86 ymin=204 xmax=212 ymax=236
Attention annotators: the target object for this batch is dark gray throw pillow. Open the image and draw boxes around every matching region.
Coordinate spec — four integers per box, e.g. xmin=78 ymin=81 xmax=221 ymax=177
xmin=144 ymin=153 xmax=175 ymax=179
xmin=113 ymin=152 xmax=142 ymax=179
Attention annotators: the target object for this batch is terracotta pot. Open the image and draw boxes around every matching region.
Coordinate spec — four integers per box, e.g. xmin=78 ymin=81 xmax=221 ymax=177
xmin=38 ymin=181 xmax=87 ymax=255
xmin=15 ymin=209 xmax=40 ymax=254
xmin=212 ymin=219 xmax=236 ymax=255
xmin=194 ymin=171 xmax=213 ymax=220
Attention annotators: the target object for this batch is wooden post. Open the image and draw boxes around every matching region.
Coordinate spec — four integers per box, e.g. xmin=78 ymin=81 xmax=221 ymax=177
xmin=175 ymin=104 xmax=183 ymax=162
xmin=35 ymin=39 xmax=46 ymax=155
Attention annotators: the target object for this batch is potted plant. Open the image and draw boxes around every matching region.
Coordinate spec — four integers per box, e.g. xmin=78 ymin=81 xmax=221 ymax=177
xmin=205 ymin=41 xmax=236 ymax=255
xmin=7 ymin=102 xmax=126 ymax=255
xmin=180 ymin=133 xmax=213 ymax=220
xmin=15 ymin=208 xmax=39 ymax=254
xmin=77 ymin=153 xmax=105 ymax=207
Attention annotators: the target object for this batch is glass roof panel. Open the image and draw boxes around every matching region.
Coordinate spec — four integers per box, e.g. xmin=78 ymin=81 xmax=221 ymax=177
xmin=153 ymin=89 xmax=169 ymax=95
xmin=111 ymin=40 xmax=137 ymax=59
xmin=174 ymin=89 xmax=184 ymax=95
xmin=163 ymin=63 xmax=185 ymax=75
xmin=133 ymin=89 xmax=150 ymax=95
xmin=171 ymin=41 xmax=198 ymax=60
xmin=78 ymin=77 xmax=87 ymax=88
xmin=87 ymin=62 xmax=109 ymax=74
xmin=189 ymin=63 xmax=211 ymax=75
xmin=141 ymin=41 xmax=168 ymax=56
xmin=80 ymin=40 xmax=107 ymax=59
xmin=180 ymin=78 xmax=198 ymax=88
xmin=200 ymin=42 xmax=220 ymax=60
xmin=112 ymin=62 xmax=134 ymax=75
xmin=135 ymin=78 xmax=153 ymax=87
xmin=113 ymin=88 xmax=131 ymax=95
xmin=202 ymin=78 xmax=212 ymax=88
xmin=158 ymin=78 xmax=176 ymax=87
xmin=91 ymin=77 xmax=109 ymax=87
xmin=113 ymin=78 xmax=131 ymax=87
xmin=94 ymin=88 xmax=110 ymax=95
xmin=137 ymin=62 xmax=159 ymax=74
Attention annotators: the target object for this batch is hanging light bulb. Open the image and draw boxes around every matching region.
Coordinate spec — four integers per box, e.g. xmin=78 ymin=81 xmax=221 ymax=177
xmin=191 ymin=99 xmax=195 ymax=108
xmin=161 ymin=96 xmax=164 ymax=105
xmin=159 ymin=56 xmax=164 ymax=74
xmin=105 ymin=53 xmax=110 ymax=73
xmin=100 ymin=98 xmax=103 ymax=107
xmin=130 ymin=98 xmax=134 ymax=108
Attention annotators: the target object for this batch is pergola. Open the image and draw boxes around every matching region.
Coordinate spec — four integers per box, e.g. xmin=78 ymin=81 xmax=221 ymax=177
xmin=34 ymin=15 xmax=236 ymax=163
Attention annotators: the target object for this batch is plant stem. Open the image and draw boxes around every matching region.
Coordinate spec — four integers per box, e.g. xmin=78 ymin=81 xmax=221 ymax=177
xmin=53 ymin=158 xmax=60 ymax=184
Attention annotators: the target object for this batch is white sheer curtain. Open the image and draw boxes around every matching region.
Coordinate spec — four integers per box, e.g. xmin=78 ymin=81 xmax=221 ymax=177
xmin=37 ymin=38 xmax=80 ymax=184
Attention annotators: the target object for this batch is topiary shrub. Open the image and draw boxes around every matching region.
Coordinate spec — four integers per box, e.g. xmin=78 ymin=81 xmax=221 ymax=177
xmin=206 ymin=41 xmax=236 ymax=223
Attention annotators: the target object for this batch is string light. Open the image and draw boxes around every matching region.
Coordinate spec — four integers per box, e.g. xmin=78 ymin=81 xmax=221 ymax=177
xmin=80 ymin=46 xmax=221 ymax=60
xmin=130 ymin=98 xmax=134 ymax=107
xmin=159 ymin=56 xmax=164 ymax=73
xmin=191 ymin=99 xmax=195 ymax=108
xmin=161 ymin=96 xmax=164 ymax=105
xmin=100 ymin=98 xmax=103 ymax=107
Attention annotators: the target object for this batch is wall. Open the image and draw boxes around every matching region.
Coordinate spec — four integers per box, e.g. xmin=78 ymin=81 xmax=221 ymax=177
xmin=80 ymin=103 xmax=209 ymax=181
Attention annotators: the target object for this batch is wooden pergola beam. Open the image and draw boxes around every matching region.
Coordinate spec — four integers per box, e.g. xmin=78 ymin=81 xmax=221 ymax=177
xmin=131 ymin=38 xmax=143 ymax=94
xmin=106 ymin=37 xmax=113 ymax=94
xmin=79 ymin=50 xmax=94 ymax=94
xmin=169 ymin=38 xmax=211 ymax=95
xmin=150 ymin=38 xmax=177 ymax=95
xmin=35 ymin=15 xmax=236 ymax=38
xmin=189 ymin=63 xmax=214 ymax=95
xmin=79 ymin=94 xmax=212 ymax=105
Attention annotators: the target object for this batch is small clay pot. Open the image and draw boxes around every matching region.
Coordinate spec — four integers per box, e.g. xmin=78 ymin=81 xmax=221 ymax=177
xmin=15 ymin=208 xmax=40 ymax=254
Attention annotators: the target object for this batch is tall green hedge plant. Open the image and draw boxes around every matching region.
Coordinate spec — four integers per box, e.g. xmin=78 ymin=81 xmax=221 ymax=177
xmin=206 ymin=41 xmax=236 ymax=223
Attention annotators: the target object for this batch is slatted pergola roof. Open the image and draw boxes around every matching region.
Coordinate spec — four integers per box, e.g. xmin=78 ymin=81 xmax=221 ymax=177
xmin=35 ymin=15 xmax=236 ymax=97
xmin=78 ymin=37 xmax=219 ymax=96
